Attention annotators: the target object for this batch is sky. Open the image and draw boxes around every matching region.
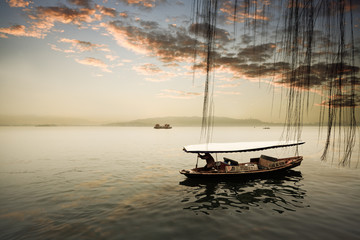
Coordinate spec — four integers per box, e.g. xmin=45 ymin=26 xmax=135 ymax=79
xmin=0 ymin=0 xmax=359 ymax=124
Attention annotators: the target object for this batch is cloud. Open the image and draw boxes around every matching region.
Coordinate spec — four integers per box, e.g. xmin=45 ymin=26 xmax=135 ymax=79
xmin=48 ymin=43 xmax=75 ymax=53
xmin=75 ymin=57 xmax=111 ymax=72
xmin=59 ymin=38 xmax=109 ymax=52
xmin=189 ymin=23 xmax=231 ymax=44
xmin=319 ymin=94 xmax=360 ymax=108
xmin=218 ymin=82 xmax=241 ymax=88
xmin=117 ymin=0 xmax=167 ymax=10
xmin=105 ymin=54 xmax=118 ymax=61
xmin=0 ymin=33 xmax=8 ymax=38
xmin=6 ymin=0 xmax=30 ymax=8
xmin=133 ymin=63 xmax=177 ymax=82
xmin=0 ymin=24 xmax=43 ymax=38
xmin=95 ymin=4 xmax=118 ymax=18
xmin=157 ymin=89 xmax=201 ymax=99
xmin=241 ymin=34 xmax=252 ymax=45
xmin=26 ymin=6 xmax=97 ymax=36
xmin=219 ymin=0 xmax=270 ymax=23
xmin=119 ymin=12 xmax=129 ymax=18
xmin=275 ymin=63 xmax=360 ymax=90
xmin=104 ymin=20 xmax=197 ymax=62
xmin=3 ymin=2 xmax=126 ymax=39
xmin=133 ymin=63 xmax=163 ymax=75
xmin=138 ymin=20 xmax=159 ymax=30
xmin=67 ymin=0 xmax=92 ymax=8
xmin=238 ymin=43 xmax=276 ymax=62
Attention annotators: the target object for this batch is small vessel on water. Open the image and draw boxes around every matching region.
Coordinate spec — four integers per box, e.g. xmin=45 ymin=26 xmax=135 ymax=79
xmin=154 ymin=123 xmax=172 ymax=129
xmin=180 ymin=141 xmax=305 ymax=179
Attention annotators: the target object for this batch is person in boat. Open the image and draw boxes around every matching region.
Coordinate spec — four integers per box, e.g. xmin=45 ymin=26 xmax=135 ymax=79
xmin=198 ymin=153 xmax=215 ymax=169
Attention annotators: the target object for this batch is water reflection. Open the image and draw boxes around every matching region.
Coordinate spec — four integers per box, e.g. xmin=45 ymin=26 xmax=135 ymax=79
xmin=179 ymin=170 xmax=308 ymax=214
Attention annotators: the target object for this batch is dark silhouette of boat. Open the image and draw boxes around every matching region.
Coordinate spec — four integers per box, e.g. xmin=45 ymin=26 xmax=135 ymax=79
xmin=180 ymin=141 xmax=304 ymax=179
xmin=154 ymin=123 xmax=172 ymax=129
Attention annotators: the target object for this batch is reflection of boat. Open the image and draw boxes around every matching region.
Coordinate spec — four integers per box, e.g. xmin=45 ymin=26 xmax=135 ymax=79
xmin=154 ymin=123 xmax=172 ymax=129
xmin=179 ymin=170 xmax=306 ymax=214
xmin=180 ymin=141 xmax=305 ymax=179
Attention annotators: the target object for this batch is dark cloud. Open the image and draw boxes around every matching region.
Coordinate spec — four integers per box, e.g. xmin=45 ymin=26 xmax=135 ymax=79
xmin=320 ymin=93 xmax=360 ymax=107
xmin=139 ymin=20 xmax=159 ymax=30
xmin=241 ymin=34 xmax=252 ymax=45
xmin=231 ymin=62 xmax=290 ymax=78
xmin=117 ymin=0 xmax=167 ymax=10
xmin=189 ymin=23 xmax=231 ymax=44
xmin=106 ymin=21 xmax=198 ymax=63
xmin=67 ymin=0 xmax=92 ymax=8
xmin=238 ymin=43 xmax=276 ymax=62
xmin=96 ymin=5 xmax=118 ymax=18
xmin=275 ymin=62 xmax=360 ymax=90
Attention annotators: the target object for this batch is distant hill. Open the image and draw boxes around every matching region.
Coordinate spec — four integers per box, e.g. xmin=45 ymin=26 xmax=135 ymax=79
xmin=0 ymin=115 xmax=324 ymax=127
xmin=106 ymin=116 xmax=277 ymax=127
xmin=0 ymin=115 xmax=97 ymax=126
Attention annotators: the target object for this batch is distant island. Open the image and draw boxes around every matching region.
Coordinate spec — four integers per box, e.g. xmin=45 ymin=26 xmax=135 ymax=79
xmin=0 ymin=115 xmax=323 ymax=127
xmin=106 ymin=116 xmax=282 ymax=127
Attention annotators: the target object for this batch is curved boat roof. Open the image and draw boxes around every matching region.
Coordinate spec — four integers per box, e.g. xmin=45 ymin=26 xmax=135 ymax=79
xmin=183 ymin=140 xmax=305 ymax=153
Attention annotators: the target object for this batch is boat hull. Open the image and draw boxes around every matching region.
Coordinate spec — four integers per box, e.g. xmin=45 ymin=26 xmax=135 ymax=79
xmin=180 ymin=156 xmax=302 ymax=179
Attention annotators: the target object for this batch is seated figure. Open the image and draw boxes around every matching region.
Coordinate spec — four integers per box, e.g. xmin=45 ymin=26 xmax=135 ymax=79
xmin=198 ymin=153 xmax=215 ymax=169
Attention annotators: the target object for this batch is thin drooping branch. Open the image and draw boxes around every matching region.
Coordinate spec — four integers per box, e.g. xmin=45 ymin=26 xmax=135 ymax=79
xmin=192 ymin=0 xmax=218 ymax=142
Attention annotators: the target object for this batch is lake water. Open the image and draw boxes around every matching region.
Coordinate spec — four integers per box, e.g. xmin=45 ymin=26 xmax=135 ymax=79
xmin=0 ymin=126 xmax=359 ymax=240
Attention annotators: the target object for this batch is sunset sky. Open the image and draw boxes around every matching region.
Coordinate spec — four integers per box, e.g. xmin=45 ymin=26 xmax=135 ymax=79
xmin=0 ymin=0 xmax=359 ymax=123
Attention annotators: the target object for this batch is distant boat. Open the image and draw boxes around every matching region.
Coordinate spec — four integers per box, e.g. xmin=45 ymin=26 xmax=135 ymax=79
xmin=154 ymin=123 xmax=172 ymax=129
xmin=263 ymin=127 xmax=270 ymax=129
xmin=180 ymin=141 xmax=305 ymax=179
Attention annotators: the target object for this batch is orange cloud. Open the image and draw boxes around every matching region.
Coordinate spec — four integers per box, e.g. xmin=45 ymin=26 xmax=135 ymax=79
xmin=33 ymin=6 xmax=96 ymax=25
xmin=118 ymin=0 xmax=157 ymax=9
xmin=119 ymin=12 xmax=129 ymax=18
xmin=157 ymin=89 xmax=202 ymax=99
xmin=0 ymin=24 xmax=43 ymax=38
xmin=6 ymin=0 xmax=30 ymax=8
xmin=133 ymin=63 xmax=163 ymax=75
xmin=48 ymin=43 xmax=75 ymax=53
xmin=75 ymin=57 xmax=111 ymax=72
xmin=133 ymin=63 xmax=178 ymax=82
xmin=220 ymin=1 xmax=270 ymax=23
xmin=104 ymin=21 xmax=197 ymax=63
xmin=59 ymin=38 xmax=109 ymax=52
xmin=95 ymin=4 xmax=118 ymax=18
xmin=218 ymin=83 xmax=241 ymax=88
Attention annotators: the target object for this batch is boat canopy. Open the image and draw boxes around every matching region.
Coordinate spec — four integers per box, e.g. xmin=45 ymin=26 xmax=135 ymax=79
xmin=183 ymin=140 xmax=305 ymax=153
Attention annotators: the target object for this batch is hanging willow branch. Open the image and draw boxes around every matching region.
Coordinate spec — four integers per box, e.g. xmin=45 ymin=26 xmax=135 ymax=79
xmin=192 ymin=0 xmax=219 ymax=142
xmin=191 ymin=0 xmax=359 ymax=165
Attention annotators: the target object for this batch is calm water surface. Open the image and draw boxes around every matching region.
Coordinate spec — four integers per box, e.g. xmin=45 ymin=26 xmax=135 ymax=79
xmin=0 ymin=127 xmax=359 ymax=240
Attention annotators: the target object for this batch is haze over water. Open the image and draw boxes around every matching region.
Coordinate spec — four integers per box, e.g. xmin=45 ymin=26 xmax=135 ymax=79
xmin=0 ymin=126 xmax=359 ymax=240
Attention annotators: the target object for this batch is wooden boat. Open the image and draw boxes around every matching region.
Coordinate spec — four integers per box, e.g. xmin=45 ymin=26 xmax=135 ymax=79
xmin=154 ymin=123 xmax=172 ymax=129
xmin=180 ymin=141 xmax=305 ymax=179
